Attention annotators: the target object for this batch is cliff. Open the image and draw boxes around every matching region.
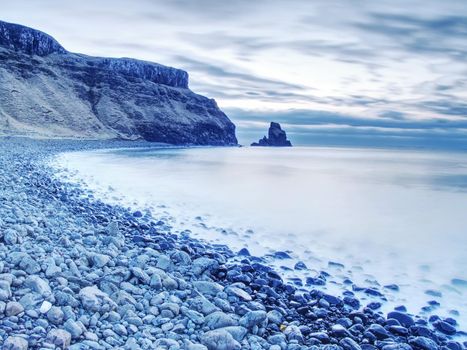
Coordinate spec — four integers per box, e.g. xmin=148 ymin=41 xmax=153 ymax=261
xmin=0 ymin=20 xmax=237 ymax=145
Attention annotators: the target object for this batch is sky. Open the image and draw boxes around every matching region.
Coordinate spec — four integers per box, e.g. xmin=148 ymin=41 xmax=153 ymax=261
xmin=2 ymin=0 xmax=467 ymax=147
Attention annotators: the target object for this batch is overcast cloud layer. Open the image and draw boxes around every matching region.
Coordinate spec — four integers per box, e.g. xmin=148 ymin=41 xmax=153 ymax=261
xmin=2 ymin=0 xmax=467 ymax=147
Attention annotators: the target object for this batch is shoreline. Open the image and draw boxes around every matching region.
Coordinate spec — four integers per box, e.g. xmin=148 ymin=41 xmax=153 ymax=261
xmin=0 ymin=138 xmax=464 ymax=349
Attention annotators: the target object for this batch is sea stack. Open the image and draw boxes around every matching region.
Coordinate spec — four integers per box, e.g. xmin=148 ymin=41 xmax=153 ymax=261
xmin=251 ymin=122 xmax=292 ymax=147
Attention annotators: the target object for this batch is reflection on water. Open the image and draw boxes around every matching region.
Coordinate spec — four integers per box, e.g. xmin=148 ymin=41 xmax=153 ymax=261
xmin=56 ymin=146 xmax=467 ymax=331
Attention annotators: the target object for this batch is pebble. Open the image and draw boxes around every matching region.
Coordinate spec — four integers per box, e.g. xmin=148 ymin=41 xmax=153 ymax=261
xmin=201 ymin=329 xmax=241 ymax=350
xmin=3 ymin=336 xmax=29 ymax=350
xmin=46 ymin=329 xmax=72 ymax=349
xmin=5 ymin=301 xmax=24 ymax=316
xmin=39 ymin=300 xmax=53 ymax=314
xmin=387 ymin=311 xmax=415 ymax=327
xmin=47 ymin=306 xmax=64 ymax=325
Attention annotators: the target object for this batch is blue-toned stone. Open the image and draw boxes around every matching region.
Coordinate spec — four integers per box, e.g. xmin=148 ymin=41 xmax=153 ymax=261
xmin=409 ymin=337 xmax=438 ymax=350
xmin=387 ymin=311 xmax=415 ymax=327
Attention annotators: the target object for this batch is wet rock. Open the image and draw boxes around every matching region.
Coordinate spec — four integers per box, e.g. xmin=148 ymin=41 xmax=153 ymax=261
xmin=382 ymin=344 xmax=413 ymax=350
xmin=433 ymin=320 xmax=456 ymax=335
xmin=294 ymin=261 xmax=308 ymax=270
xmin=408 ymin=337 xmax=438 ymax=350
xmin=340 ymin=337 xmax=362 ymax=350
xmin=332 ymin=324 xmax=351 ymax=338
xmin=387 ymin=311 xmax=415 ymax=327
xmin=367 ymin=324 xmax=389 ymax=339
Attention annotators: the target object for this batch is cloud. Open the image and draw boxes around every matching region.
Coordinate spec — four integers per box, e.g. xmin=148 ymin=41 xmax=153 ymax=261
xmin=227 ymin=108 xmax=467 ymax=130
xmin=230 ymin=108 xmax=467 ymax=148
xmin=172 ymin=56 xmax=308 ymax=92
xmin=354 ymin=12 xmax=467 ymax=61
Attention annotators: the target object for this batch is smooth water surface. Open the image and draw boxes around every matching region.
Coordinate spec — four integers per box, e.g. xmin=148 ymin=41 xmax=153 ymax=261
xmin=56 ymin=146 xmax=467 ymax=331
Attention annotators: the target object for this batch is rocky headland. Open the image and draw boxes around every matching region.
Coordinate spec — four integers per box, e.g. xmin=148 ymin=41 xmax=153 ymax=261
xmin=0 ymin=21 xmax=237 ymax=145
xmin=251 ymin=122 xmax=292 ymax=147
xmin=0 ymin=138 xmax=464 ymax=349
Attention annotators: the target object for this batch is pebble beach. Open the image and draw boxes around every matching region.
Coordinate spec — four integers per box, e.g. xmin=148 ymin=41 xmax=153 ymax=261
xmin=0 ymin=138 xmax=465 ymax=350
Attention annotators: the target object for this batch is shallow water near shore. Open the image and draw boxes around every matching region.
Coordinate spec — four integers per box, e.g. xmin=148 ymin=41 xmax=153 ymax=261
xmin=55 ymin=146 xmax=467 ymax=332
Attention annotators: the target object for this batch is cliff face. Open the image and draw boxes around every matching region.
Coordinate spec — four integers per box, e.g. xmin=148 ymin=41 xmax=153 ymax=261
xmin=0 ymin=20 xmax=237 ymax=145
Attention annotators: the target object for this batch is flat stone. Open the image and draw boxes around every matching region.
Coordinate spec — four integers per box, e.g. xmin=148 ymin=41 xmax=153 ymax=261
xmin=205 ymin=311 xmax=238 ymax=329
xmin=40 ymin=300 xmax=53 ymax=313
xmin=193 ymin=281 xmax=224 ymax=297
xmin=225 ymin=286 xmax=252 ymax=301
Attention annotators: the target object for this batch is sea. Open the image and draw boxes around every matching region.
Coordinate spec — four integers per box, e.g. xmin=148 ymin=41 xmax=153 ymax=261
xmin=54 ymin=146 xmax=467 ymax=332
